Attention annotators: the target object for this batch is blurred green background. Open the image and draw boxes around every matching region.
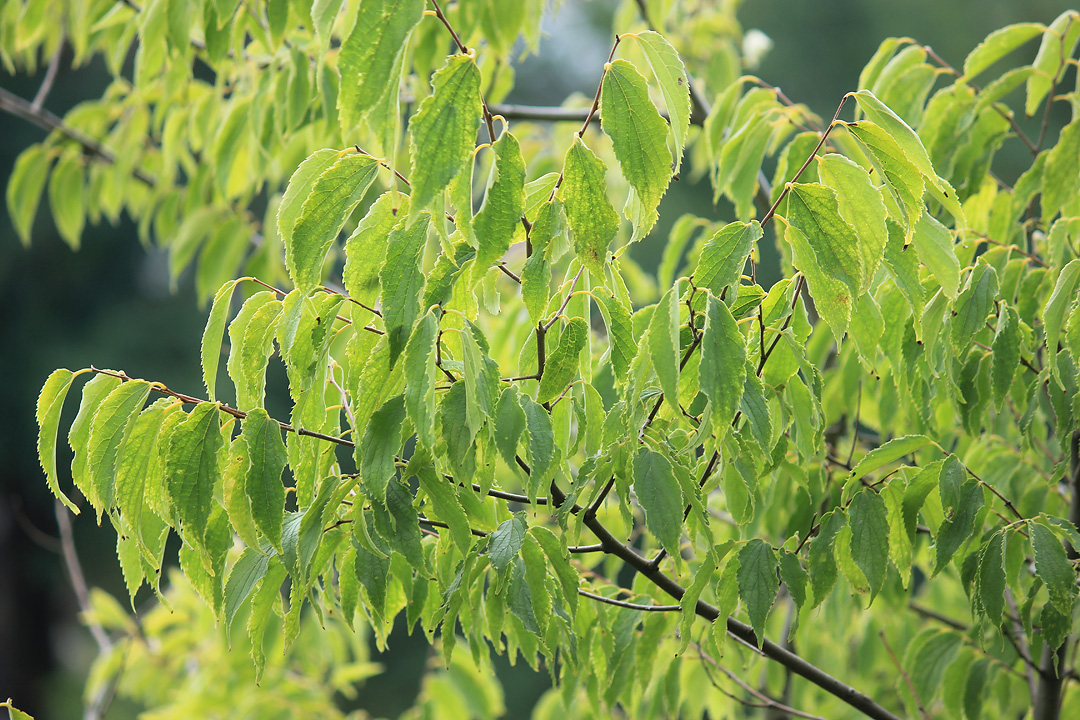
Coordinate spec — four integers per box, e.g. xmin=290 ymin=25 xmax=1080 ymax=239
xmin=1 ymin=0 xmax=1075 ymax=716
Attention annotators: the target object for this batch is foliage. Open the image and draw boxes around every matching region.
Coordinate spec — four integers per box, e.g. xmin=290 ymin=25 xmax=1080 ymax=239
xmin=5 ymin=0 xmax=1080 ymax=718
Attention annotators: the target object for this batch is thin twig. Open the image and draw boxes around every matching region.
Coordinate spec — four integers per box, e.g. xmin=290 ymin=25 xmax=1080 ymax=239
xmin=31 ymin=38 xmax=64 ymax=112
xmin=694 ymin=641 xmax=828 ymax=720
xmin=881 ymin=630 xmax=930 ymax=719
xmin=578 ymin=589 xmax=679 ymax=612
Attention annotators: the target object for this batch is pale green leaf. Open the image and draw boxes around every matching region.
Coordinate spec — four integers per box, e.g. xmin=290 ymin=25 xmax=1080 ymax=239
xmin=403 ymin=310 xmax=439 ymax=450
xmin=737 ymin=539 xmax=778 ymax=643
xmin=846 ymin=435 xmax=932 ymax=498
xmin=537 ymin=317 xmax=589 ymax=404
xmin=200 ymin=278 xmax=239 ymax=402
xmin=992 ymin=305 xmax=1021 ymax=408
xmin=1026 ymin=11 xmax=1080 ymax=116
xmin=520 ymin=394 xmax=556 ymax=501
xmin=409 ymin=55 xmax=482 ymax=217
xmin=843 ymin=119 xmax=926 ymax=227
xmin=360 ymin=395 xmax=406 ymax=504
xmin=488 ymin=513 xmax=527 ymax=573
xmin=1044 ymin=259 xmax=1080 ymax=388
xmin=595 ymin=290 xmax=636 ymax=383
xmin=647 ymin=284 xmax=680 ymax=411
xmin=6 ymin=144 xmax=50 ymax=246
xmin=600 ymin=59 xmax=673 ymax=237
xmin=699 ymin=294 xmax=746 ymax=433
xmin=694 ymin=220 xmax=762 ymax=298
xmin=461 ymin=320 xmax=501 ymax=434
xmin=976 ymin=532 xmax=1006 ymax=624
xmin=88 ymin=379 xmax=152 ymax=513
xmin=632 ymin=31 xmax=692 ymax=173
xmin=474 ymin=131 xmax=526 ymax=272
xmin=521 ymin=200 xmax=562 ymax=324
xmin=531 ymin=526 xmax=577 ymax=612
xmin=912 ymin=211 xmax=961 ymax=299
xmin=809 ymin=509 xmax=845 ymax=607
xmin=337 ymin=0 xmax=423 ymax=134
xmin=48 ymin=148 xmax=85 ymax=249
xmin=494 ymin=386 xmax=527 ymax=467
xmin=634 ymin=447 xmax=683 ymax=559
xmin=816 ymin=153 xmax=888 ymax=288
xmin=36 ymin=369 xmax=80 ymax=512
xmin=847 ymin=489 xmax=889 ymax=604
xmin=560 ymin=136 xmax=619 ymax=275
xmin=380 ymin=214 xmax=431 ymax=365
xmin=224 ymin=549 xmax=271 ymax=643
xmin=241 ymin=408 xmax=287 ymax=554
xmin=68 ymin=373 xmax=121 ymax=516
xmin=962 ymin=22 xmax=1044 ymax=81
xmin=1042 ymin=119 xmax=1080 ymax=221
xmin=277 ymin=149 xmax=338 ymax=244
xmin=286 ymin=150 xmax=380 ymax=293
xmin=933 ymin=480 xmax=984 ymax=575
xmin=416 ymin=464 xmax=472 ymax=553
xmin=226 ymin=291 xmax=282 ymax=411
xmin=164 ymin=402 xmax=225 ymax=552
xmin=344 ymin=192 xmax=407 ymax=307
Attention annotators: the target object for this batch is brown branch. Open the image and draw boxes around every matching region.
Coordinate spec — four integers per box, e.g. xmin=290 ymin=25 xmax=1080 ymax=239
xmin=578 ymin=589 xmax=680 ymax=612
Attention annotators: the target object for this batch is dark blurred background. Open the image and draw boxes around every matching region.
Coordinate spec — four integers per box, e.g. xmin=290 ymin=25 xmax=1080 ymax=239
xmin=1 ymin=0 xmax=1075 ymax=716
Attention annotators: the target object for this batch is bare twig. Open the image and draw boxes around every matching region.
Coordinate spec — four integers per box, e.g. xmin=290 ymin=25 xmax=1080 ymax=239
xmin=880 ymin=630 xmax=930 ymax=719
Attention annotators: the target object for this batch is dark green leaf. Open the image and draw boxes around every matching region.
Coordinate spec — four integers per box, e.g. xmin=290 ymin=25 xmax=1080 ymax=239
xmin=700 ymin=294 xmax=746 ymax=434
xmin=737 ymin=539 xmax=779 ymax=644
xmin=847 ymin=490 xmax=890 ymax=603
xmin=537 ymin=317 xmax=589 ymax=404
xmin=633 ymin=447 xmax=683 ymax=560
xmin=380 ymin=215 xmax=431 ymax=366
xmin=560 ymin=137 xmax=619 ymax=275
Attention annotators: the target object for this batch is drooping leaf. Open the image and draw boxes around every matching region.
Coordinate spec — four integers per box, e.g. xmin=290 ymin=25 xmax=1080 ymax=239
xmin=488 ymin=513 xmax=527 ymax=574
xmin=359 ymin=395 xmax=406 ymax=504
xmin=1025 ymin=11 xmax=1080 ymax=117
xmin=461 ymin=319 xmax=501 ymax=435
xmin=847 ymin=489 xmax=890 ymax=604
xmin=226 ymin=291 xmax=283 ymax=411
xmin=380 ymin=214 xmax=431 ymax=366
xmin=416 ymin=464 xmax=472 ymax=553
xmin=36 ymin=369 xmax=80 ymax=512
xmin=520 ymin=395 xmax=556 ymax=501
xmin=48 ymin=148 xmax=85 ymax=249
xmin=521 ymin=200 xmax=562 ymax=324
xmin=337 ymin=0 xmax=424 ymax=135
xmin=164 ymin=402 xmax=225 ymax=554
xmin=843 ymin=119 xmax=926 ymax=228
xmin=224 ymin=549 xmax=272 ymax=643
xmin=631 ymin=31 xmax=692 ymax=173
xmin=647 ymin=284 xmax=681 ymax=412
xmin=200 ymin=279 xmax=239 ymax=402
xmin=694 ymin=221 xmax=762 ymax=298
xmin=962 ymin=22 xmax=1044 ymax=81
xmin=633 ymin=447 xmax=683 ymax=560
xmin=1044 ymin=259 xmax=1080 ymax=388
xmin=951 ymin=263 xmax=998 ymax=353
xmin=343 ymin=191 xmax=407 ymax=307
xmin=403 ymin=310 xmax=439 ymax=450
xmin=699 ymin=294 xmax=746 ymax=434
xmin=595 ymin=290 xmax=636 ymax=384
xmin=991 ymin=305 xmax=1021 ymax=408
xmin=494 ymin=386 xmax=527 ymax=467
xmin=560 ymin=136 xmax=619 ymax=275
xmin=240 ymin=408 xmax=288 ymax=554
xmin=737 ymin=539 xmax=779 ymax=644
xmin=933 ymin=480 xmax=984 ymax=575
xmin=277 ymin=149 xmax=338 ymax=244
xmin=976 ymin=531 xmax=1006 ymax=625
xmin=6 ymin=144 xmax=50 ymax=246
xmin=1032 ymin=520 xmax=1078 ymax=615
xmin=912 ymin=211 xmax=961 ymax=299
xmin=816 ymin=153 xmax=888 ymax=288
xmin=68 ymin=373 xmax=121 ymax=516
xmin=537 ymin=317 xmax=589 ymax=404
xmin=286 ymin=151 xmax=380 ymax=293
xmin=87 ymin=379 xmax=153 ymax=513
xmin=408 ymin=55 xmax=482 ymax=218
xmin=474 ymin=130 xmax=526 ymax=272
xmin=600 ymin=58 xmax=673 ymax=238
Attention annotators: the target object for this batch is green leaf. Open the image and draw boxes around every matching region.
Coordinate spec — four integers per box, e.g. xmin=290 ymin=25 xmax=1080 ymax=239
xmin=164 ymin=402 xmax=225 ymax=553
xmin=1026 ymin=11 xmax=1080 ymax=117
xmin=976 ymin=531 xmax=1006 ymax=625
xmin=87 ymin=379 xmax=152 ymax=513
xmin=474 ymin=131 xmax=526 ymax=272
xmin=286 ymin=150 xmax=380 ymax=293
xmin=115 ymin=399 xmax=173 ymax=553
xmin=560 ymin=136 xmax=619 ymax=275
xmin=416 ymin=464 xmax=472 ymax=553
xmin=408 ymin=55 xmax=482 ymax=217
xmin=962 ymin=22 xmax=1044 ymax=81
xmin=37 ymin=369 xmax=80 ymax=512
xmin=600 ymin=58 xmax=673 ymax=238
xmin=906 ymin=630 xmax=962 ymax=703
xmin=809 ymin=509 xmax=845 ymax=607
xmin=224 ymin=549 xmax=272 ymax=643
xmin=647 ymin=285 xmax=681 ymax=412
xmin=240 ymin=409 xmax=287 ymax=554
xmin=933 ymin=480 xmax=984 ymax=575
xmin=360 ymin=395 xmax=406 ymax=504
xmin=737 ymin=539 xmax=779 ymax=644
xmin=699 ymin=294 xmax=746 ymax=433
xmin=815 ymin=153 xmax=888 ymax=288
xmin=311 ymin=0 xmax=344 ymax=39
xmin=521 ymin=200 xmax=562 ymax=324
xmin=537 ymin=317 xmax=589 ymax=404
xmin=6 ymin=144 xmax=50 ymax=246
xmin=739 ymin=369 xmax=772 ymax=452
xmin=403 ymin=310 xmax=439 ymax=450
xmin=494 ymin=386 xmax=527 ymax=467
xmin=633 ymin=447 xmax=683 ymax=560
xmin=694 ymin=221 xmax=762 ymax=298
xmin=779 ymin=550 xmax=808 ymax=611
xmin=843 ymin=120 xmax=926 ymax=228
xmin=531 ymin=526 xmax=577 ymax=612
xmin=488 ymin=513 xmax=527 ymax=574
xmin=226 ymin=291 xmax=282 ymax=411
xmin=68 ymin=373 xmax=121 ymax=515
xmin=596 ymin=290 xmax=636 ymax=384
xmin=343 ymin=191 xmax=406 ymax=307
xmin=1044 ymin=259 xmax=1080 ymax=388
xmin=1043 ymin=120 xmax=1080 ymax=222
xmin=48 ymin=148 xmax=85 ymax=249
xmin=845 ymin=435 xmax=931 ymax=501
xmin=380 ymin=215 xmax=431 ymax=365
xmin=1032 ymin=520 xmax=1078 ymax=615
xmin=785 ymin=183 xmax=862 ymax=340
xmin=200 ymin=279 xmax=239 ymax=402
xmin=520 ymin=394 xmax=556 ymax=501
xmin=951 ymin=264 xmax=998 ymax=353
xmin=631 ymin=31 xmax=692 ymax=173
xmin=912 ymin=211 xmax=961 ymax=299
xmin=337 ymin=0 xmax=423 ymax=135
xmin=847 ymin=490 xmax=890 ymax=604
xmin=277 ymin=149 xmax=338 ymax=244
xmin=461 ymin=320 xmax=501 ymax=435
xmin=992 ymin=305 xmax=1021 ymax=408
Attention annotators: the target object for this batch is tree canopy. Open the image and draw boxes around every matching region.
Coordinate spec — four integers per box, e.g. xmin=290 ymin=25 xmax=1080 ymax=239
xmin=4 ymin=1 xmax=1080 ymax=718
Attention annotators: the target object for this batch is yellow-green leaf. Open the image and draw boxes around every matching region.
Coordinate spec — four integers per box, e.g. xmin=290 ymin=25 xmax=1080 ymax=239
xmin=560 ymin=136 xmax=619 ymax=275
